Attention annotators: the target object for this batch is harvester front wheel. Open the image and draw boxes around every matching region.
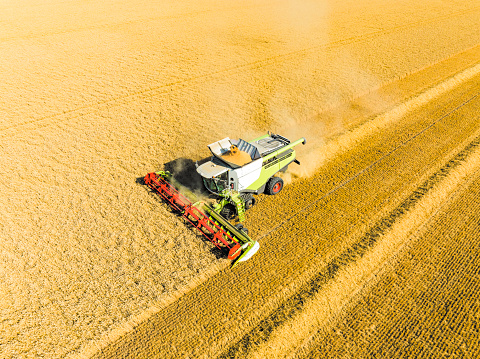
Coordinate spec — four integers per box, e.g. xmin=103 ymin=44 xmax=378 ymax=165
xmin=220 ymin=203 xmax=236 ymax=219
xmin=266 ymin=177 xmax=284 ymax=195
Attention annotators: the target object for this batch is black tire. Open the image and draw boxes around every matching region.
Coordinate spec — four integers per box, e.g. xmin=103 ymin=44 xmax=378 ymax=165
xmin=235 ymin=223 xmax=249 ymax=235
xmin=265 ymin=177 xmax=284 ymax=195
xmin=220 ymin=203 xmax=236 ymax=219
xmin=241 ymin=193 xmax=256 ymax=210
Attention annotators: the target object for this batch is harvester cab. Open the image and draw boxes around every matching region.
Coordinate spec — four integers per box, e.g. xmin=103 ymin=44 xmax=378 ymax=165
xmin=144 ymin=132 xmax=305 ymax=267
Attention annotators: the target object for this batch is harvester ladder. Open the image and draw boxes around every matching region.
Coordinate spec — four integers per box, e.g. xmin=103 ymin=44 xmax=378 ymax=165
xmin=230 ymin=193 xmax=246 ymax=222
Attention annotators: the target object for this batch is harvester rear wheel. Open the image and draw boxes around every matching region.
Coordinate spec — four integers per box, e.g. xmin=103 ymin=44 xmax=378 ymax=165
xmin=266 ymin=177 xmax=284 ymax=195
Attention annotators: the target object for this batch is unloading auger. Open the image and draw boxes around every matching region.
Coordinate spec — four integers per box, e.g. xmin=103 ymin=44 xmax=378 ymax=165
xmin=145 ymin=132 xmax=306 ymax=266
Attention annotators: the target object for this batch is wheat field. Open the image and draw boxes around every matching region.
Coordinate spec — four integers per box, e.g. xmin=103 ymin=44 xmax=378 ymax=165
xmin=2 ymin=0 xmax=480 ymax=358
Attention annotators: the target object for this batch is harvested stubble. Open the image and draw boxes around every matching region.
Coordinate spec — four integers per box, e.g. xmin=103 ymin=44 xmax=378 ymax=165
xmin=298 ymin=162 xmax=480 ymax=359
xmin=249 ymin=125 xmax=480 ymax=359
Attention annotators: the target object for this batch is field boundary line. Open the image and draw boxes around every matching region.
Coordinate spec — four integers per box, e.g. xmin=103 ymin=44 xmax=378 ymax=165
xmin=2 ymin=7 xmax=480 ymax=139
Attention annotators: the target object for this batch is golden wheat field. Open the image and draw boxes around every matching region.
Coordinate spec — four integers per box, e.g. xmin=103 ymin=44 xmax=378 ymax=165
xmin=2 ymin=0 xmax=480 ymax=358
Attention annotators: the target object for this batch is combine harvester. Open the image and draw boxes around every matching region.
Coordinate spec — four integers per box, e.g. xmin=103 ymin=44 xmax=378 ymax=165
xmin=145 ymin=132 xmax=306 ymax=267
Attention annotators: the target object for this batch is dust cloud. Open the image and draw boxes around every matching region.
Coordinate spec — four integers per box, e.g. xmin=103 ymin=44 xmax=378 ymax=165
xmin=267 ymin=51 xmax=386 ymax=178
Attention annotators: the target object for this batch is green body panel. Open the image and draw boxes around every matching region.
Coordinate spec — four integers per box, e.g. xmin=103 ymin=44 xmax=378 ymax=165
xmin=244 ymin=137 xmax=304 ymax=191
xmin=261 ymin=137 xmax=306 ymax=161
xmin=229 ymin=192 xmax=246 ymax=222
xmin=212 ymin=195 xmax=229 ymax=212
xmin=246 ymin=149 xmax=296 ymax=191
xmin=213 ymin=191 xmax=246 ymax=222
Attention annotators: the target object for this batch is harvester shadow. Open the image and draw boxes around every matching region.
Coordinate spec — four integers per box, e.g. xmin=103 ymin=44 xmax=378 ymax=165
xmin=164 ymin=158 xmax=205 ymax=192
xmin=136 ymin=157 xmax=210 ymax=194
xmin=209 ymin=246 xmax=227 ymax=260
xmin=138 ymin=157 xmax=227 ymax=260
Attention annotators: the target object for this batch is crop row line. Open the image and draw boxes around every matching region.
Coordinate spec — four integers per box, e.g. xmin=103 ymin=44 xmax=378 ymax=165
xmin=3 ymin=6 xmax=479 ymax=139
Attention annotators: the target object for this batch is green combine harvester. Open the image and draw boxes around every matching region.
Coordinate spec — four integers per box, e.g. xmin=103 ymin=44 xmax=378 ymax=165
xmin=196 ymin=132 xmax=306 ymax=221
xmin=144 ymin=132 xmax=306 ymax=267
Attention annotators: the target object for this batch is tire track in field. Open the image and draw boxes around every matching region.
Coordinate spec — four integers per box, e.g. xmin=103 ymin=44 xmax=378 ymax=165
xmin=2 ymin=5 xmax=480 ymax=139
xmin=299 ymin=175 xmax=480 ymax=358
xmin=217 ymin=99 xmax=480 ymax=358
xmin=289 ymin=152 xmax=480 ymax=359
